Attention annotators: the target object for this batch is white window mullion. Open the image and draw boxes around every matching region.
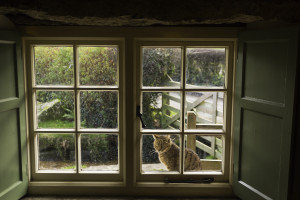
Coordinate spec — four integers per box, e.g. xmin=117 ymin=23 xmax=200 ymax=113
xmin=180 ymin=46 xmax=187 ymax=174
xmin=73 ymin=45 xmax=80 ymax=173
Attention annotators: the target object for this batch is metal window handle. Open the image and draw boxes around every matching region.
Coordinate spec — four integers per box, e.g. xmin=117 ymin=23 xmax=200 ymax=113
xmin=136 ymin=106 xmax=146 ymax=128
xmin=164 ymin=177 xmax=214 ymax=184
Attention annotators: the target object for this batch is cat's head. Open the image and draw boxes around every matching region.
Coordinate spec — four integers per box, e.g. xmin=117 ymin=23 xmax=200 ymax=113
xmin=153 ymin=135 xmax=172 ymax=152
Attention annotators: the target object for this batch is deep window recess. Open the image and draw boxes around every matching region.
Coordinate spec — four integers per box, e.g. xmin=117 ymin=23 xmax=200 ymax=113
xmin=25 ymin=38 xmax=234 ymax=186
xmin=136 ymin=41 xmax=234 ymax=182
xmin=26 ymin=40 xmax=124 ymax=181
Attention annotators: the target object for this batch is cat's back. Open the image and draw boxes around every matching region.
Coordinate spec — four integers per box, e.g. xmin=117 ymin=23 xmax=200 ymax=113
xmin=184 ymin=148 xmax=201 ymax=171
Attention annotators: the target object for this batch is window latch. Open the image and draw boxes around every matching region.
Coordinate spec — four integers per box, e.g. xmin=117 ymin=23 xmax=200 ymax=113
xmin=136 ymin=106 xmax=146 ymax=128
xmin=164 ymin=177 xmax=214 ymax=184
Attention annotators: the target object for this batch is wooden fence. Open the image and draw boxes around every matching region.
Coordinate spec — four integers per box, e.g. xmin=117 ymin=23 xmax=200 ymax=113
xmin=186 ymin=112 xmax=222 ymax=159
xmin=160 ymin=80 xmax=223 ymax=159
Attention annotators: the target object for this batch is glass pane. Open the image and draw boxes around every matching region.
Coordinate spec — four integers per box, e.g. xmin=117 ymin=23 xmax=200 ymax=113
xmin=184 ymin=135 xmax=223 ymax=173
xmin=142 ymin=134 xmax=180 ymax=173
xmin=38 ymin=133 xmax=75 ymax=171
xmin=142 ymin=47 xmax=181 ymax=87
xmin=186 ymin=48 xmax=226 ymax=88
xmin=34 ymin=46 xmax=73 ymax=86
xmin=80 ymin=91 xmax=118 ymax=129
xmin=36 ymin=91 xmax=75 ymax=129
xmin=185 ymin=92 xmax=224 ymax=129
xmin=142 ymin=92 xmax=181 ymax=130
xmin=79 ymin=46 xmax=118 ymax=86
xmin=81 ymin=134 xmax=118 ymax=172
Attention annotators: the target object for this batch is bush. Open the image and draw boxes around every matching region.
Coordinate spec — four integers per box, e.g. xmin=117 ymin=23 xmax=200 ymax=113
xmin=80 ymin=91 xmax=118 ymax=128
xmin=35 ymin=47 xmax=118 ymax=129
xmin=81 ymin=134 xmax=118 ymax=163
xmin=39 ymin=134 xmax=75 ymax=162
xmin=186 ymin=48 xmax=225 ymax=86
xmin=35 ymin=46 xmax=74 ymax=86
xmin=39 ymin=134 xmax=118 ymax=164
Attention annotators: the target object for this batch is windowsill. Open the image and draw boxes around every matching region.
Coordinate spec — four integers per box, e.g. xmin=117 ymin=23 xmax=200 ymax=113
xmin=35 ymin=170 xmax=120 ymax=174
xmin=28 ymin=180 xmax=230 ymax=188
xmin=136 ymin=181 xmax=231 ymax=188
xmin=28 ymin=181 xmax=233 ymax=196
xmin=29 ymin=181 xmax=125 ymax=187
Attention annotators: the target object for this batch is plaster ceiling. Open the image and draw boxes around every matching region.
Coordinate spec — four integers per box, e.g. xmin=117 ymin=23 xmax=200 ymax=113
xmin=0 ymin=0 xmax=299 ymax=26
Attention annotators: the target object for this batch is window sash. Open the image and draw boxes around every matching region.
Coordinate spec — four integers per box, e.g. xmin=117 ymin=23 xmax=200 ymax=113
xmin=26 ymin=39 xmax=125 ymax=181
xmin=135 ymin=40 xmax=234 ymax=182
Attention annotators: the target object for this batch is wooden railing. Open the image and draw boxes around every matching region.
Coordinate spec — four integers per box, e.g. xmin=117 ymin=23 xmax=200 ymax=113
xmin=160 ymin=80 xmax=223 ymax=159
xmin=161 ymin=92 xmax=215 ymax=128
xmin=186 ymin=111 xmax=223 ymax=159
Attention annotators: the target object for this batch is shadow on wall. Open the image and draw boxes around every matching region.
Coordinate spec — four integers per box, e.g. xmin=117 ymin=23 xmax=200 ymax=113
xmin=0 ymin=15 xmax=15 ymax=30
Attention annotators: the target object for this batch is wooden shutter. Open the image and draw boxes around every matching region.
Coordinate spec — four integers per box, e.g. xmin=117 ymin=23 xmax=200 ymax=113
xmin=0 ymin=30 xmax=28 ymax=200
xmin=233 ymin=26 xmax=299 ymax=200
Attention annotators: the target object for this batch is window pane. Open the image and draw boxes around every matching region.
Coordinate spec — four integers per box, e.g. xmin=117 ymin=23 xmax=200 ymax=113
xmin=34 ymin=46 xmax=73 ymax=86
xmin=36 ymin=91 xmax=75 ymax=129
xmin=38 ymin=133 xmax=75 ymax=171
xmin=81 ymin=134 xmax=118 ymax=173
xmin=79 ymin=46 xmax=118 ymax=86
xmin=142 ymin=47 xmax=181 ymax=87
xmin=184 ymin=135 xmax=223 ymax=173
xmin=185 ymin=92 xmax=224 ymax=129
xmin=142 ymin=134 xmax=180 ymax=174
xmin=80 ymin=91 xmax=118 ymax=129
xmin=142 ymin=92 xmax=181 ymax=130
xmin=186 ymin=48 xmax=225 ymax=88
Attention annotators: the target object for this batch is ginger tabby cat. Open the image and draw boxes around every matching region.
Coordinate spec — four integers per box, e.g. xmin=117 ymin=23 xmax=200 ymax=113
xmin=153 ymin=134 xmax=201 ymax=171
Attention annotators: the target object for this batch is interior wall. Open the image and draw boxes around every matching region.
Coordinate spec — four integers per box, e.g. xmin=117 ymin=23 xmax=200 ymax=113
xmin=0 ymin=15 xmax=15 ymax=30
xmin=1 ymin=14 xmax=300 ymax=198
xmin=290 ymin=33 xmax=300 ymax=200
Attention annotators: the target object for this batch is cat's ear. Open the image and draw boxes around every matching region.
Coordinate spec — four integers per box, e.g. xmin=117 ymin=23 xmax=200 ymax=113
xmin=153 ymin=134 xmax=159 ymax=139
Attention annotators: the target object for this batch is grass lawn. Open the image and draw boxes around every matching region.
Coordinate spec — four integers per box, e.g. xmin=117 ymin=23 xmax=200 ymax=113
xmin=38 ymin=120 xmax=75 ymax=128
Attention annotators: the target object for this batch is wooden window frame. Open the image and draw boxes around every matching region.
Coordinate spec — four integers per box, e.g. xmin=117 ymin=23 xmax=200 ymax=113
xmin=25 ymin=39 xmax=125 ymax=182
xmin=135 ymin=40 xmax=235 ymax=183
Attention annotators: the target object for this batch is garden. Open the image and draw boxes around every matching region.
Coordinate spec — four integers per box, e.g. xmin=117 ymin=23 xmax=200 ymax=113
xmin=34 ymin=46 xmax=225 ymax=171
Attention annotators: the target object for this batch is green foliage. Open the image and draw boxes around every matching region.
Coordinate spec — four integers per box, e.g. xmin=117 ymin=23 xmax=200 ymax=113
xmin=80 ymin=91 xmax=118 ymax=128
xmin=39 ymin=134 xmax=118 ymax=164
xmin=143 ymin=48 xmax=181 ymax=87
xmin=142 ymin=92 xmax=162 ymax=129
xmin=205 ymin=155 xmax=217 ymax=160
xmin=81 ymin=134 xmax=118 ymax=164
xmin=35 ymin=46 xmax=73 ymax=85
xmin=62 ymin=108 xmax=75 ymax=121
xmin=37 ymin=91 xmax=74 ymax=127
xmin=36 ymin=46 xmax=225 ymax=164
xmin=79 ymin=47 xmax=118 ymax=85
xmin=35 ymin=46 xmax=118 ymax=129
xmin=186 ymin=48 xmax=225 ymax=87
xmin=36 ymin=99 xmax=60 ymax=117
xmin=38 ymin=120 xmax=74 ymax=129
xmin=39 ymin=134 xmax=74 ymax=162
xmin=142 ymin=48 xmax=181 ymax=130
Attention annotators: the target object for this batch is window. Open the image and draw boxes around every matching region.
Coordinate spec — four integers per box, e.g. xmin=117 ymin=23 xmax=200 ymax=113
xmin=136 ymin=41 xmax=234 ymax=182
xmin=26 ymin=40 xmax=124 ymax=181
xmin=25 ymin=36 xmax=234 ymax=193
